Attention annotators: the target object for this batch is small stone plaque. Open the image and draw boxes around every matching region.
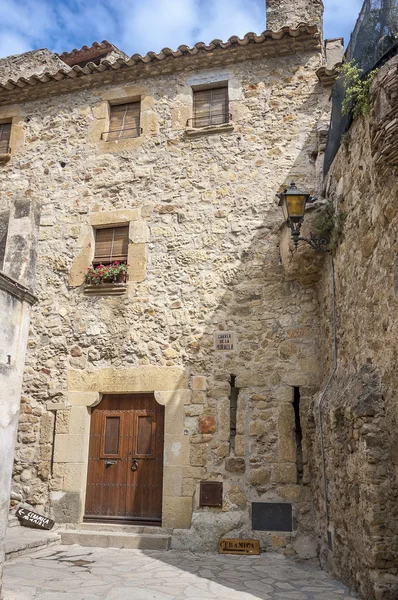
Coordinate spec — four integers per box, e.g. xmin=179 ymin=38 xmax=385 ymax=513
xmin=219 ymin=539 xmax=260 ymax=555
xmin=214 ymin=331 xmax=236 ymax=352
xmin=16 ymin=507 xmax=55 ymax=530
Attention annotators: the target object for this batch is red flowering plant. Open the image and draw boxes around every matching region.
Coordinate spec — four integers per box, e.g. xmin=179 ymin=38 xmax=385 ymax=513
xmin=84 ymin=261 xmax=129 ymax=285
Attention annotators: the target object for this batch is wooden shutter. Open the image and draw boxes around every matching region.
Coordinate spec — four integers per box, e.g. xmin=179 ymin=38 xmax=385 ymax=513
xmin=193 ymin=87 xmax=228 ymax=128
xmin=0 ymin=123 xmax=11 ymax=154
xmin=93 ymin=226 xmax=129 ymax=265
xmin=107 ymin=103 xmax=141 ymax=141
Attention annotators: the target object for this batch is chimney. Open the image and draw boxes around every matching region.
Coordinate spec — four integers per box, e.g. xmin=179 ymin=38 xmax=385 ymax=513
xmin=266 ymin=0 xmax=324 ymax=32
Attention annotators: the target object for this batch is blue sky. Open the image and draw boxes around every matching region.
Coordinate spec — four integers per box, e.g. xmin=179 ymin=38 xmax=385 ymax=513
xmin=0 ymin=0 xmax=363 ymax=60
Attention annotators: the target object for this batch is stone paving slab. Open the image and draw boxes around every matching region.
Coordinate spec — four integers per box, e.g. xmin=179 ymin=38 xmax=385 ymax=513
xmin=2 ymin=544 xmax=359 ymax=600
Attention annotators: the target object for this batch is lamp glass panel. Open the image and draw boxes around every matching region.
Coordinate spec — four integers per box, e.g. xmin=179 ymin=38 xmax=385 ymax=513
xmin=281 ymin=198 xmax=289 ymax=222
xmin=287 ymin=195 xmax=306 ymax=218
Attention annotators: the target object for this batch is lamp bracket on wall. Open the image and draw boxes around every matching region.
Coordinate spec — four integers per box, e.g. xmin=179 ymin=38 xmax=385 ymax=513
xmin=277 ymin=183 xmax=330 ymax=252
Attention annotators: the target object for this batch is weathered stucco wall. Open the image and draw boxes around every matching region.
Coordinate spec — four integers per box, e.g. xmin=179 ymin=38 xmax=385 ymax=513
xmin=0 ymin=202 xmax=38 ymax=594
xmin=0 ymin=283 xmax=32 ymax=590
xmin=310 ymin=58 xmax=398 ymax=600
xmin=0 ymin=44 xmax=331 ymax=553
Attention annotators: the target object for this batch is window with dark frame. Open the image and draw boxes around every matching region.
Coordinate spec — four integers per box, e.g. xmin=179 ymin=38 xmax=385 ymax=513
xmin=0 ymin=122 xmax=11 ymax=154
xmin=105 ymin=102 xmax=141 ymax=141
xmin=192 ymin=86 xmax=229 ymax=128
xmin=93 ymin=226 xmax=129 ymax=266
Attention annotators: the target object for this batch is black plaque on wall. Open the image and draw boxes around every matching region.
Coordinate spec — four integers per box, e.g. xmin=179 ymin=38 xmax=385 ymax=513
xmin=251 ymin=502 xmax=293 ymax=532
xmin=16 ymin=507 xmax=55 ymax=530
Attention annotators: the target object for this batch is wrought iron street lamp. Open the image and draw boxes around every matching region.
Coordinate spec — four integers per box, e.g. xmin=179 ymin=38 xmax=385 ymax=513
xmin=277 ymin=182 xmax=329 ymax=252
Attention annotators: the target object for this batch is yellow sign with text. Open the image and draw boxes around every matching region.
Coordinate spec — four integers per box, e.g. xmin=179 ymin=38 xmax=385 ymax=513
xmin=218 ymin=539 xmax=260 ymax=555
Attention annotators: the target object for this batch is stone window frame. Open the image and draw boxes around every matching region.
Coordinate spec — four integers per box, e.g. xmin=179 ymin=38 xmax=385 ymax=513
xmin=69 ymin=209 xmax=148 ymax=295
xmin=0 ymin=111 xmax=24 ymax=163
xmin=185 ymin=80 xmax=234 ymax=138
xmin=89 ymin=84 xmax=159 ymax=153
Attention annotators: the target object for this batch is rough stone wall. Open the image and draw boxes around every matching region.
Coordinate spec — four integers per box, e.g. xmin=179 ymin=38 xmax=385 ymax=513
xmin=0 ymin=49 xmax=69 ymax=85
xmin=0 ymin=48 xmax=330 ymax=553
xmin=266 ymin=0 xmax=324 ymax=31
xmin=309 ymin=59 xmax=398 ymax=599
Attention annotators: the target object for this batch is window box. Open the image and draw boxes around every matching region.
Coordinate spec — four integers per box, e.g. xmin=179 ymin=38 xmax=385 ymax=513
xmin=84 ymin=282 xmax=127 ymax=296
xmin=82 ymin=226 xmax=130 ymax=295
xmin=84 ymin=270 xmax=127 ymax=285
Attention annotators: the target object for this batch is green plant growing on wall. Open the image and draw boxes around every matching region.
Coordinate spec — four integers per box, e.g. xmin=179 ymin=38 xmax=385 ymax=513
xmin=338 ymin=60 xmax=378 ymax=119
xmin=311 ymin=203 xmax=347 ymax=251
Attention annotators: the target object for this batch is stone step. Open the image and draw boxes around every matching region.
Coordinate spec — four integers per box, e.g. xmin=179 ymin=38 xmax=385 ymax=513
xmin=5 ymin=526 xmax=61 ymax=560
xmin=59 ymin=529 xmax=171 ymax=550
xmin=63 ymin=522 xmax=173 ymax=535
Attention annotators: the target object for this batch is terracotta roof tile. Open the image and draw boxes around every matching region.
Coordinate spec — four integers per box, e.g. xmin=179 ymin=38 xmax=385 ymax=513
xmin=316 ymin=64 xmax=341 ymax=87
xmin=58 ymin=41 xmax=127 ymax=67
xmin=0 ymin=24 xmax=321 ymax=99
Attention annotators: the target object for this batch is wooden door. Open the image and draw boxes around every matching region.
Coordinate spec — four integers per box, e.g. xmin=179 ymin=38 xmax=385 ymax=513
xmin=84 ymin=394 xmax=164 ymax=525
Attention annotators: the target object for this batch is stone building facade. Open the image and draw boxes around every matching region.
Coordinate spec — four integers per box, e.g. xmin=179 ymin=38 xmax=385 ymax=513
xmin=0 ymin=0 xmax=332 ymax=557
xmin=1 ymin=1 xmax=397 ymax=598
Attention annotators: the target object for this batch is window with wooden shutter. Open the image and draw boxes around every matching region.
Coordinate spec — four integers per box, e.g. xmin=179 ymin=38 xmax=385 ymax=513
xmin=193 ymin=87 xmax=229 ymax=128
xmin=0 ymin=122 xmax=11 ymax=154
xmin=93 ymin=226 xmax=129 ymax=265
xmin=106 ymin=102 xmax=141 ymax=141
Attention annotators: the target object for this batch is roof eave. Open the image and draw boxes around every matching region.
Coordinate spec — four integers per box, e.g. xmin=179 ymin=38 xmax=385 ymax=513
xmin=0 ymin=24 xmax=322 ymax=105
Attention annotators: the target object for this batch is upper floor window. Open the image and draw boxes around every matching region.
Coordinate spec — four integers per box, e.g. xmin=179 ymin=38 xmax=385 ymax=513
xmin=104 ymin=102 xmax=141 ymax=141
xmin=93 ymin=225 xmax=129 ymax=265
xmin=192 ymin=86 xmax=229 ymax=128
xmin=0 ymin=122 xmax=11 ymax=154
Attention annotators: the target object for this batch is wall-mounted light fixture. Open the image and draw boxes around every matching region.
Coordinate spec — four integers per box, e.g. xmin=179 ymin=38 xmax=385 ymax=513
xmin=277 ymin=182 xmax=329 ymax=252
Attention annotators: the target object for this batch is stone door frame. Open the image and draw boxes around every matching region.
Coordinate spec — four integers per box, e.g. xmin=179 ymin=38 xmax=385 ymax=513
xmin=50 ymin=367 xmax=192 ymax=529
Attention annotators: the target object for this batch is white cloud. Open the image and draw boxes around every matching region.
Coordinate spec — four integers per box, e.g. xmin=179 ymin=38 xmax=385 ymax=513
xmin=0 ymin=0 xmax=367 ymax=60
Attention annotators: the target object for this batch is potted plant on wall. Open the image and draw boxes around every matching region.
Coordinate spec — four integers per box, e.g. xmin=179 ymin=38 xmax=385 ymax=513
xmin=84 ymin=261 xmax=129 ymax=285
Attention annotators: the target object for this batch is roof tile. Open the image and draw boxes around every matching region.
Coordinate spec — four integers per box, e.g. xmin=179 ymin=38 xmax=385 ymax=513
xmin=0 ymin=24 xmax=321 ymax=99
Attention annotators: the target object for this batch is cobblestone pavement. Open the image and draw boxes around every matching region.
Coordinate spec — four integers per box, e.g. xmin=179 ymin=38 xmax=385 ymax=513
xmin=3 ymin=544 xmax=358 ymax=600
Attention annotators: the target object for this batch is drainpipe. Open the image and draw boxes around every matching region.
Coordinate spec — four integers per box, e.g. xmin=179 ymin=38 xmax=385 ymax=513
xmin=317 ymin=255 xmax=337 ymax=537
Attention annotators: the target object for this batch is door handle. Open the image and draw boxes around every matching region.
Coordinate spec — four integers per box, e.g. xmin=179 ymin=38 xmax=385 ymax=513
xmin=104 ymin=460 xmax=117 ymax=465
xmin=131 ymin=459 xmax=138 ymax=472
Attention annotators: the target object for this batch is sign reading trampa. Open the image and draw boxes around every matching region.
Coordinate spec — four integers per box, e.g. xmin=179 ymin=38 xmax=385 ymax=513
xmin=214 ymin=331 xmax=236 ymax=352
xmin=16 ymin=507 xmax=55 ymax=530
xmin=218 ymin=538 xmax=260 ymax=555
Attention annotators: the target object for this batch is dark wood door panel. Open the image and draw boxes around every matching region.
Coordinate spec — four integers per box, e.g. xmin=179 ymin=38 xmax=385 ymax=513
xmin=84 ymin=394 xmax=164 ymax=523
xmin=85 ymin=410 xmax=129 ymax=518
xmin=125 ymin=408 xmax=164 ymax=520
